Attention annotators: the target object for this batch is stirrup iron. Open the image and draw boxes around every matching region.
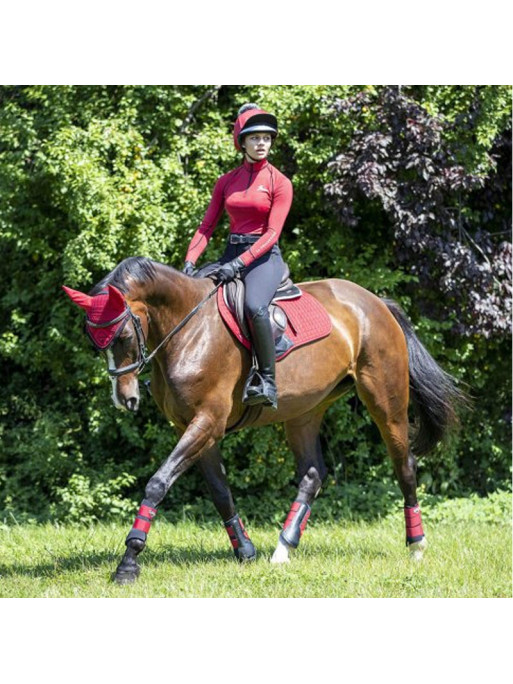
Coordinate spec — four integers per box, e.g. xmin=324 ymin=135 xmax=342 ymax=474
xmin=242 ymin=367 xmax=277 ymax=409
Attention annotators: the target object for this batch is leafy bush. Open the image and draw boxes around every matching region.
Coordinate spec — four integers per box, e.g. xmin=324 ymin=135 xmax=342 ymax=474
xmin=325 ymin=85 xmax=512 ymax=337
xmin=415 ymin=488 xmax=512 ymax=525
xmin=51 ymin=472 xmax=138 ymax=524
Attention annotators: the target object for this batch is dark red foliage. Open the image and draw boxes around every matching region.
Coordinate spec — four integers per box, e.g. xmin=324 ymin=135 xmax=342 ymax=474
xmin=325 ymin=86 xmax=512 ymax=338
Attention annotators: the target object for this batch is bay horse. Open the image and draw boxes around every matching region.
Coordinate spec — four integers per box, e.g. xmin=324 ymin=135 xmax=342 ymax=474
xmin=63 ymin=256 xmax=464 ymax=584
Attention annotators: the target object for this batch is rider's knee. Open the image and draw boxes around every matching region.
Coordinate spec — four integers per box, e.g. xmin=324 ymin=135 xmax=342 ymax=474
xmin=245 ymin=303 xmax=268 ymax=320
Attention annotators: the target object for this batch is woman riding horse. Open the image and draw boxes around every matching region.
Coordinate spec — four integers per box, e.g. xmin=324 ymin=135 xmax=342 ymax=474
xmin=62 ymin=107 xmax=466 ymax=584
xmin=183 ymin=103 xmax=293 ymax=410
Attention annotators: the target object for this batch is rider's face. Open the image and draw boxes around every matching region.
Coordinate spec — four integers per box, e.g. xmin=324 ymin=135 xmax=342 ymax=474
xmin=242 ymin=132 xmax=272 ymax=162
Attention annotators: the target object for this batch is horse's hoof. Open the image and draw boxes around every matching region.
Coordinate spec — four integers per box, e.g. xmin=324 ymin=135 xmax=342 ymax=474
xmin=235 ymin=543 xmax=257 ymax=563
xmin=113 ymin=570 xmax=139 ymax=585
xmin=112 ymin=565 xmax=140 ymax=584
xmin=270 ymin=554 xmax=290 ymax=565
xmin=237 ymin=552 xmax=257 ymax=563
xmin=408 ymin=536 xmax=428 ymax=562
xmin=270 ymin=538 xmax=293 ymax=564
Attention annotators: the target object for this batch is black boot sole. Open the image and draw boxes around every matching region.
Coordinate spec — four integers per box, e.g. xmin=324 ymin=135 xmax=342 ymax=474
xmin=243 ymin=392 xmax=278 ymax=409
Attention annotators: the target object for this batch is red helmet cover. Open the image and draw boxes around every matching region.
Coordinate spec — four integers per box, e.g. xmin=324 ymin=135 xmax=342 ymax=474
xmin=233 ymin=108 xmax=277 ymax=151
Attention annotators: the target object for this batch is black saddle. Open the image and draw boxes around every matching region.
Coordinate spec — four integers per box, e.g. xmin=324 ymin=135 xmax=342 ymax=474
xmin=195 ymin=262 xmax=301 ymax=357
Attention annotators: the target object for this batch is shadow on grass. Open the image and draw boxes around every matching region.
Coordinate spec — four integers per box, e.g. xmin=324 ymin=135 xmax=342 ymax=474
xmin=0 ymin=544 xmax=394 ymax=579
xmin=0 ymin=545 xmax=250 ymax=581
xmin=0 ymin=538 xmax=399 ymax=583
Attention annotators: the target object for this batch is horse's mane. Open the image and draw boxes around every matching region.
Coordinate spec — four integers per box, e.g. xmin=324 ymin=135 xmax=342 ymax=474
xmin=89 ymin=256 xmax=172 ymax=295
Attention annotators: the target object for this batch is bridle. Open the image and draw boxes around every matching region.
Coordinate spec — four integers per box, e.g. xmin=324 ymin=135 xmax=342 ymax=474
xmin=87 ymin=306 xmax=149 ymax=377
xmin=89 ymin=281 xmax=222 ymax=378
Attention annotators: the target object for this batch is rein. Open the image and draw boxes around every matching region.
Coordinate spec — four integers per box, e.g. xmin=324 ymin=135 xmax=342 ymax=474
xmin=97 ymin=281 xmax=222 ymax=378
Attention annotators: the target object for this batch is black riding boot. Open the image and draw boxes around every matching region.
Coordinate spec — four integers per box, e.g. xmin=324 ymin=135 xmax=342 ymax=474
xmin=243 ymin=306 xmax=278 ymax=409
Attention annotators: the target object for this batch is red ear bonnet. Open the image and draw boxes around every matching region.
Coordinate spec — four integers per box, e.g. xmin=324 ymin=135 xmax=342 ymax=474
xmin=62 ymin=284 xmax=128 ymax=349
xmin=61 ymin=286 xmax=94 ymax=312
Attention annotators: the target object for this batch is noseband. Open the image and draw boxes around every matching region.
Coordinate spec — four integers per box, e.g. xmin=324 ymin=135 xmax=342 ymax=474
xmin=90 ymin=281 xmax=222 ymax=378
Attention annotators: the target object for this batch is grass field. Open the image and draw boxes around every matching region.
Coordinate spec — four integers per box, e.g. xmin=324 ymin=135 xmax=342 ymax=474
xmin=1 ymin=496 xmax=511 ymax=598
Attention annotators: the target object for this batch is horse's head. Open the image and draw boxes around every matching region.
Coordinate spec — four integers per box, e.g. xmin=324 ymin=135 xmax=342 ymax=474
xmin=62 ymin=284 xmax=149 ymax=412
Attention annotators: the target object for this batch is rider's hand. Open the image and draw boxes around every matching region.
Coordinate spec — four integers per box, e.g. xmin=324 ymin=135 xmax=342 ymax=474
xmin=183 ymin=261 xmax=195 ymax=277
xmin=215 ymin=257 xmax=245 ymax=283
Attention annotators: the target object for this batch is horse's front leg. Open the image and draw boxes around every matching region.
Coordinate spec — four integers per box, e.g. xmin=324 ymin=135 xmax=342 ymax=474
xmin=114 ymin=413 xmax=218 ymax=584
xmin=197 ymin=445 xmax=256 ymax=562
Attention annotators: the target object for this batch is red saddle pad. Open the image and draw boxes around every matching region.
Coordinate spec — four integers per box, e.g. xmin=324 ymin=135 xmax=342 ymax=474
xmin=217 ymin=287 xmax=332 ymax=361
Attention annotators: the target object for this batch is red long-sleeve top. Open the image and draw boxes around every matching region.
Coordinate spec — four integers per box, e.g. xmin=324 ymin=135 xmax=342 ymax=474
xmin=185 ymin=159 xmax=293 ymax=268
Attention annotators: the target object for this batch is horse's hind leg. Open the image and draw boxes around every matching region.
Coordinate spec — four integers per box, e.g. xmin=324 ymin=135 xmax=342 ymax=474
xmin=355 ymin=361 xmax=427 ymax=560
xmin=196 ymin=444 xmax=256 ymax=562
xmin=271 ymin=409 xmax=328 ymax=564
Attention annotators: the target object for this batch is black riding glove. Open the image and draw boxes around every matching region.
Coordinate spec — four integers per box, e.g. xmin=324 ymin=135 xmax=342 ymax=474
xmin=215 ymin=257 xmax=245 ymax=283
xmin=183 ymin=261 xmax=195 ymax=277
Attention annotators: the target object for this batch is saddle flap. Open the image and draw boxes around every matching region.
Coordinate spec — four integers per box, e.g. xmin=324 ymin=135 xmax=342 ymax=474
xmin=223 ymin=279 xmax=249 ymax=339
xmin=222 ymin=263 xmax=301 ymax=335
xmin=223 ymin=279 xmax=290 ymax=343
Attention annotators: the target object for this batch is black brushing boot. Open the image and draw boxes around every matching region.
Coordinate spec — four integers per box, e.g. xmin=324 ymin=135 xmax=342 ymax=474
xmin=243 ymin=306 xmax=278 ymax=409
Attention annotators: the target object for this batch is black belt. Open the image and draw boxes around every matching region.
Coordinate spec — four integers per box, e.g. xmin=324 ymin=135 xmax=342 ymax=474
xmin=229 ymin=234 xmax=260 ymax=245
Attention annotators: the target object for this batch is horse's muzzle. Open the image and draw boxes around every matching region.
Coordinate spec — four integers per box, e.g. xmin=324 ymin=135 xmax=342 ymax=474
xmin=124 ymin=396 xmax=139 ymax=412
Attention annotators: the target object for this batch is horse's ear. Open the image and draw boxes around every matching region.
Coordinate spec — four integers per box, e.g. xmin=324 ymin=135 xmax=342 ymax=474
xmin=107 ymin=284 xmax=126 ymax=311
xmin=62 ymin=285 xmax=94 ymax=312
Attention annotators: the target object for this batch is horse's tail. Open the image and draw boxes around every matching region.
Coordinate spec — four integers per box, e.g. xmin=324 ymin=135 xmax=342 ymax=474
xmin=383 ymin=299 xmax=469 ymax=456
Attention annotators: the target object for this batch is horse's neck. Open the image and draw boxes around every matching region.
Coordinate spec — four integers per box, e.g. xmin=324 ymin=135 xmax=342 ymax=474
xmin=135 ymin=267 xmax=209 ymax=346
